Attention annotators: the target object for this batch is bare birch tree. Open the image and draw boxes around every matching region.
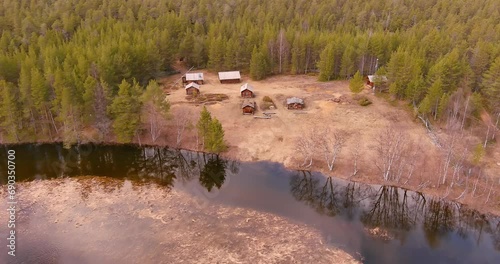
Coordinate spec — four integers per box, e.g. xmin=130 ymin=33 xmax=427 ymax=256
xmin=141 ymin=80 xmax=170 ymax=143
xmin=295 ymin=128 xmax=317 ymax=168
xmin=316 ymin=128 xmax=347 ymax=171
xmin=277 ymin=29 xmax=289 ymax=74
xmin=351 ymin=140 xmax=361 ymax=177
xmin=173 ymin=107 xmax=192 ymax=148
xmin=375 ymin=126 xmax=409 ymax=181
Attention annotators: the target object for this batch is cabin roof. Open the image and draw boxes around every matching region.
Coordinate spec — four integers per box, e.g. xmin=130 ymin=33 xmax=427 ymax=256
xmin=286 ymin=97 xmax=304 ymax=105
xmin=185 ymin=73 xmax=204 ymax=81
xmin=241 ymin=99 xmax=255 ymax=108
xmin=185 ymin=82 xmax=200 ymax=89
xmin=218 ymin=71 xmax=241 ymax=80
xmin=240 ymin=83 xmax=254 ymax=92
xmin=367 ymin=75 xmax=388 ymax=82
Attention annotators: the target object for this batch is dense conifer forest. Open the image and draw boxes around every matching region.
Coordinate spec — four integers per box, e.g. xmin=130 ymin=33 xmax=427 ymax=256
xmin=0 ymin=0 xmax=499 ymax=143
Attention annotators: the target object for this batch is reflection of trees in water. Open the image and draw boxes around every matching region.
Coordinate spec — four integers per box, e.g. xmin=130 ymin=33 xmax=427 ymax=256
xmin=135 ymin=146 xmax=178 ymax=188
xmin=50 ymin=144 xmax=237 ymax=193
xmin=198 ymin=154 xmax=227 ymax=192
xmin=456 ymin=207 xmax=492 ymax=243
xmin=362 ymin=186 xmax=416 ymax=232
xmin=290 ymin=171 xmax=320 ymax=205
xmin=173 ymin=150 xmax=199 ymax=182
xmin=423 ymin=200 xmax=456 ymax=248
xmin=317 ymin=177 xmax=340 ymax=216
xmin=493 ymin=221 xmax=500 ymax=251
xmin=290 ymin=170 xmax=500 ymax=250
xmin=290 ymin=171 xmax=373 ymax=217
xmin=342 ymin=182 xmax=373 ymax=220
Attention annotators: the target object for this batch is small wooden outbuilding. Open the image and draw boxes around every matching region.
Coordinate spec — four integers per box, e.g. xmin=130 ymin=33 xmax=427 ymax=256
xmin=286 ymin=97 xmax=304 ymax=110
xmin=366 ymin=75 xmax=387 ymax=89
xmin=218 ymin=71 xmax=241 ymax=84
xmin=185 ymin=82 xmax=200 ymax=95
xmin=240 ymin=83 xmax=254 ymax=98
xmin=242 ymin=99 xmax=256 ymax=114
xmin=182 ymin=73 xmax=204 ymax=85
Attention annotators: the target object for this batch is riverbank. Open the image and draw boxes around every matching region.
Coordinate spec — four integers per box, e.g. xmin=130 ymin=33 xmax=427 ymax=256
xmin=3 ymin=139 xmax=498 ymax=217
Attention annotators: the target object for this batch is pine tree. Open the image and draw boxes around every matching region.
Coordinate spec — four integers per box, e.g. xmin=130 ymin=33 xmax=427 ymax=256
xmin=437 ymin=93 xmax=450 ymax=119
xmin=340 ymin=44 xmax=356 ymax=78
xmin=387 ymin=49 xmax=422 ymax=99
xmin=109 ymin=79 xmax=142 ymax=143
xmin=207 ymin=35 xmax=225 ymax=71
xmin=0 ymin=81 xmax=21 ymax=142
xmin=318 ymin=43 xmax=336 ymax=81
xmin=482 ymin=57 xmax=500 ymax=114
xmin=83 ymin=75 xmax=97 ymax=124
xmin=419 ymin=78 xmax=444 ymax=120
xmin=61 ymin=82 xmax=81 ymax=147
xmin=349 ymin=71 xmax=364 ymax=93
xmin=179 ymin=29 xmax=195 ymax=66
xmin=250 ymin=46 xmax=269 ymax=80
xmin=206 ymin=117 xmax=227 ymax=153
xmin=197 ymin=106 xmax=212 ymax=149
xmin=31 ymin=67 xmax=53 ymax=139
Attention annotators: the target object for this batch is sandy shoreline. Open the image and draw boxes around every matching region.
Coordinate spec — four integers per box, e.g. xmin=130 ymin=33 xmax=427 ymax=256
xmin=0 ymin=178 xmax=359 ymax=263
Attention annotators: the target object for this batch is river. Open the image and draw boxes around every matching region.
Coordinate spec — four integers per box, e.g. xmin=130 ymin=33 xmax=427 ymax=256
xmin=0 ymin=143 xmax=499 ymax=263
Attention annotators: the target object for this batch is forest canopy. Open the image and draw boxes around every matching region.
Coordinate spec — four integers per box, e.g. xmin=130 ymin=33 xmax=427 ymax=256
xmin=0 ymin=0 xmax=499 ymax=143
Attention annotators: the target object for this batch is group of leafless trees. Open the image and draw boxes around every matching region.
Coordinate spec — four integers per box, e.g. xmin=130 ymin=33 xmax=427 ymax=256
xmin=296 ymin=117 xmax=499 ymax=207
xmin=295 ymin=125 xmax=350 ymax=173
xmin=375 ymin=126 xmax=420 ymax=183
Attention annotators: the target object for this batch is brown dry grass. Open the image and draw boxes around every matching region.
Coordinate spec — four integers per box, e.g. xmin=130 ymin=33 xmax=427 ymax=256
xmin=0 ymin=178 xmax=359 ymax=263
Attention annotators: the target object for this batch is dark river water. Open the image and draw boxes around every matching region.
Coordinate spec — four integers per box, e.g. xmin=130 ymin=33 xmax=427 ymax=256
xmin=0 ymin=143 xmax=499 ymax=263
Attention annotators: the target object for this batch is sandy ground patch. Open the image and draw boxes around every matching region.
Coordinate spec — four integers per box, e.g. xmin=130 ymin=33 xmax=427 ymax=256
xmin=0 ymin=178 xmax=359 ymax=264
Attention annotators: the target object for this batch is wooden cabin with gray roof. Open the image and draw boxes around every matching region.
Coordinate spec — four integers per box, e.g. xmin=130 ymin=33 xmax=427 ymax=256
xmin=240 ymin=83 xmax=254 ymax=98
xmin=286 ymin=97 xmax=305 ymax=110
xmin=185 ymin=82 xmax=200 ymax=95
xmin=241 ymin=99 xmax=256 ymax=114
xmin=218 ymin=71 xmax=241 ymax=84
xmin=182 ymin=73 xmax=204 ymax=85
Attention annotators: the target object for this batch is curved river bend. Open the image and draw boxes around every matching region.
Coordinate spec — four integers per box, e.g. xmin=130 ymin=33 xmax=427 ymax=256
xmin=0 ymin=143 xmax=499 ymax=263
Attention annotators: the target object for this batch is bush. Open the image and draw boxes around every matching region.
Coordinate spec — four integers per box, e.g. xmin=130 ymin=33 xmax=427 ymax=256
xmin=358 ymin=97 xmax=372 ymax=106
xmin=261 ymin=96 xmax=276 ymax=110
xmin=263 ymin=96 xmax=273 ymax=102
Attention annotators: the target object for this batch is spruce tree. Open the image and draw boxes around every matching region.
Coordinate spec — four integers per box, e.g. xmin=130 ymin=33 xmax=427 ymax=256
xmin=206 ymin=117 xmax=227 ymax=153
xmin=109 ymin=79 xmax=142 ymax=143
xmin=250 ymin=46 xmax=269 ymax=80
xmin=349 ymin=71 xmax=364 ymax=93
xmin=482 ymin=57 xmax=500 ymax=114
xmin=318 ymin=43 xmax=336 ymax=81
xmin=0 ymin=81 xmax=21 ymax=142
xmin=197 ymin=106 xmax=212 ymax=149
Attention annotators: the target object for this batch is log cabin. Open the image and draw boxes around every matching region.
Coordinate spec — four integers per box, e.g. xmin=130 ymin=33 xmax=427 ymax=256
xmin=182 ymin=73 xmax=204 ymax=85
xmin=242 ymin=99 xmax=256 ymax=114
xmin=286 ymin=97 xmax=305 ymax=110
xmin=240 ymin=83 xmax=254 ymax=98
xmin=185 ymin=82 xmax=200 ymax=95
xmin=218 ymin=71 xmax=241 ymax=84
